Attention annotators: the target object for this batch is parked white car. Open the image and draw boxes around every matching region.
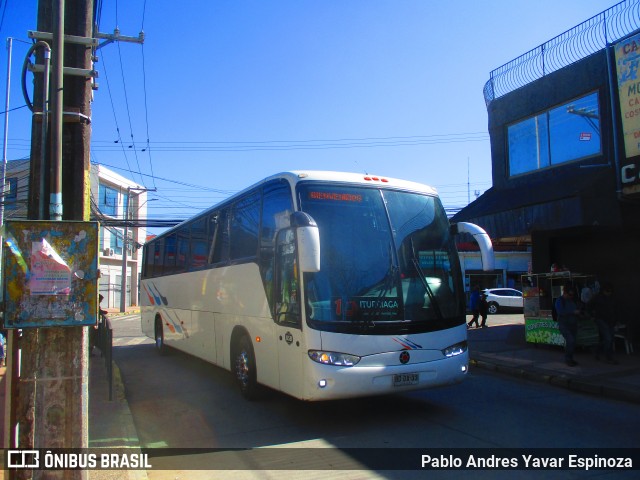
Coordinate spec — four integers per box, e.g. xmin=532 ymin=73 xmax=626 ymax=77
xmin=483 ymin=288 xmax=524 ymax=314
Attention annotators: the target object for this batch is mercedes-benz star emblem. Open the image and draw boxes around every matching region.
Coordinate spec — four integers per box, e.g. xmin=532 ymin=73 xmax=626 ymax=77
xmin=399 ymin=351 xmax=410 ymax=364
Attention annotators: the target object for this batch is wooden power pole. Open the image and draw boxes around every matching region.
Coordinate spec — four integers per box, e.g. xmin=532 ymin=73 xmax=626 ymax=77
xmin=8 ymin=0 xmax=94 ymax=478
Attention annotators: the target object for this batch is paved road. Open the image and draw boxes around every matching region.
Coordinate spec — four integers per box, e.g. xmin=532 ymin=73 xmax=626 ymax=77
xmin=108 ymin=313 xmax=639 ymax=479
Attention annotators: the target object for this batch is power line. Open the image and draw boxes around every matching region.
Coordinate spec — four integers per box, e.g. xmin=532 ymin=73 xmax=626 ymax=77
xmin=89 ymin=132 xmax=490 ymax=153
xmin=116 ymin=39 xmax=145 ymax=186
xmin=93 ymin=161 xmax=236 ymax=194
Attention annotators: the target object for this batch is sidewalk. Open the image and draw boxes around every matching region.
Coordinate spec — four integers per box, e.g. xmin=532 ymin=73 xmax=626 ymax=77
xmin=466 ymin=320 xmax=640 ymax=404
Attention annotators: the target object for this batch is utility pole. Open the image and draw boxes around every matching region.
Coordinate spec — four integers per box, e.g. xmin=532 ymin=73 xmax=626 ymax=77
xmin=120 ymin=187 xmax=154 ymax=312
xmin=9 ymin=1 xmax=94 ymax=478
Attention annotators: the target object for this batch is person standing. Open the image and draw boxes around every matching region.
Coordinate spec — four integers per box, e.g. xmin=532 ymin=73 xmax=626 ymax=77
xmin=591 ymin=282 xmax=618 ymax=364
xmin=467 ymin=285 xmax=481 ymax=328
xmin=555 ymin=285 xmax=581 ymax=367
xmin=479 ymin=291 xmax=489 ymax=328
xmin=0 ymin=329 xmax=5 ymax=367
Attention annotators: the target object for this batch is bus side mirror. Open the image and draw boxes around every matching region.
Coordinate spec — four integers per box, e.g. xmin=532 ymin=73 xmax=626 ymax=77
xmin=450 ymin=222 xmax=494 ymax=271
xmin=291 ymin=212 xmax=321 ymax=273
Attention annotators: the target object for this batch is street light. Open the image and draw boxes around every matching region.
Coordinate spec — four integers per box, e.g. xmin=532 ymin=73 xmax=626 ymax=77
xmin=120 ymin=188 xmax=156 ymax=312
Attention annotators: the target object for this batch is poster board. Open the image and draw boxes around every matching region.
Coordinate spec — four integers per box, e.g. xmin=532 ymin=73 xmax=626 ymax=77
xmin=2 ymin=220 xmax=99 ymax=328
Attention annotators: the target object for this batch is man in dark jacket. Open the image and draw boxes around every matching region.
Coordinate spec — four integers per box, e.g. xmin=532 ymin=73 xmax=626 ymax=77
xmin=555 ymin=285 xmax=581 ymax=367
xmin=591 ymin=282 xmax=618 ymax=364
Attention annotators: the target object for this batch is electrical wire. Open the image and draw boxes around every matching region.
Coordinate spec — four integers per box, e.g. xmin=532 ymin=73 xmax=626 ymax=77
xmin=89 ymin=132 xmax=490 ymax=153
xmin=0 ymin=0 xmax=9 ymax=36
xmin=116 ymin=39 xmax=145 ymax=186
xmin=99 ymin=51 xmax=139 ymax=184
xmin=140 ymin=42 xmax=157 ymax=190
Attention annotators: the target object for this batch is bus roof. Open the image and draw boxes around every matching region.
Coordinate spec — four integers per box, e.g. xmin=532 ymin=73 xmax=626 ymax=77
xmin=156 ymin=171 xmax=439 ymax=237
xmin=268 ymin=170 xmax=438 ymax=196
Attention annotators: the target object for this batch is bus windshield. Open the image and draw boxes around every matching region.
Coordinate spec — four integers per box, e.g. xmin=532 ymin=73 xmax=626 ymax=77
xmin=298 ymin=184 xmax=465 ymax=334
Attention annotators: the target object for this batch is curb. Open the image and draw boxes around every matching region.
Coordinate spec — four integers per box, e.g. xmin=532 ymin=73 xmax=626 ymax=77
xmin=469 ymin=357 xmax=640 ymax=405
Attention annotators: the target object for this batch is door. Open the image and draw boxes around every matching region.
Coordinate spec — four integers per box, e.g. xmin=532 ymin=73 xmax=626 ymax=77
xmin=274 ymin=228 xmax=304 ymax=396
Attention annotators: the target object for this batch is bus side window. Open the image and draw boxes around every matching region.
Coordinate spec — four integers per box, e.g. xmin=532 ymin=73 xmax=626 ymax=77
xmin=175 ymin=230 xmax=189 ymax=273
xmin=164 ymin=233 xmax=177 ymax=275
xmin=143 ymin=244 xmax=153 ymax=277
xmin=230 ymin=191 xmax=260 ymax=261
xmin=275 ymin=228 xmax=300 ymax=326
xmin=190 ymin=218 xmax=208 ymax=269
xmin=210 ymin=209 xmax=230 ymax=265
xmin=153 ymin=239 xmax=164 ymax=277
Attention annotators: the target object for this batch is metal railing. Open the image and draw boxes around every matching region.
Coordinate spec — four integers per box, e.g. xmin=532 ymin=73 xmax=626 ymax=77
xmin=483 ymin=0 xmax=640 ymax=106
xmin=94 ymin=313 xmax=113 ymax=401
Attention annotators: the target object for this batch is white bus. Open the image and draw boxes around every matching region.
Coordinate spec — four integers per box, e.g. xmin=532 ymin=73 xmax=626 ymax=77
xmin=140 ymin=171 xmax=493 ymax=401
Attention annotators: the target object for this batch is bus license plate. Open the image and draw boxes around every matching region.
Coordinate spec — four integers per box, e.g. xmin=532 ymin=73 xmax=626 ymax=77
xmin=393 ymin=373 xmax=419 ymax=386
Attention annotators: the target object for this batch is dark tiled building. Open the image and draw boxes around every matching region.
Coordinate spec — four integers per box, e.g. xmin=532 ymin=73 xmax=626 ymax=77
xmin=453 ymin=0 xmax=640 ymax=340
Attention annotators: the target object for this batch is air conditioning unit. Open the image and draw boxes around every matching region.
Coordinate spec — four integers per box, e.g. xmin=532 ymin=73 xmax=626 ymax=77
xmin=103 ymin=248 xmax=114 ymax=256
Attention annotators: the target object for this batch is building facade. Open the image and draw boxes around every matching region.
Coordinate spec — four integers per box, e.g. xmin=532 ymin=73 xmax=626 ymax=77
xmin=453 ymin=1 xmax=640 ymax=341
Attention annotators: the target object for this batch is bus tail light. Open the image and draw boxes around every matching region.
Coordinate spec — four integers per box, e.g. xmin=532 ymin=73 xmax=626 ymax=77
xmin=308 ymin=350 xmax=361 ymax=366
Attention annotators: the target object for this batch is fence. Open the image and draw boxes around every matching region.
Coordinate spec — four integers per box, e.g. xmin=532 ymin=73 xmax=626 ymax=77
xmin=94 ymin=313 xmax=113 ymax=401
xmin=483 ymin=0 xmax=640 ymax=106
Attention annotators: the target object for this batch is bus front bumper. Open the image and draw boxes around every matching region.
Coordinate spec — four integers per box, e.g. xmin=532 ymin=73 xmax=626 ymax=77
xmin=302 ymin=352 xmax=469 ymax=401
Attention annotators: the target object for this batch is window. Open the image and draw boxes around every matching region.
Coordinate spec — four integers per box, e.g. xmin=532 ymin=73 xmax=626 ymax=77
xmin=275 ymin=228 xmax=300 ymax=326
xmin=5 ymin=177 xmax=18 ymax=208
xmin=210 ymin=210 xmax=230 ymax=265
xmin=143 ymin=244 xmax=154 ymax=278
xmin=98 ymin=184 xmax=119 ymax=216
xmin=153 ymin=239 xmax=164 ymax=277
xmin=190 ymin=218 xmax=208 ymax=269
xmin=175 ymin=229 xmax=189 ymax=273
xmin=164 ymin=233 xmax=177 ymax=275
xmin=110 ymin=228 xmax=123 ymax=255
xmin=230 ymin=191 xmax=261 ymax=260
xmin=259 ymin=180 xmax=293 ymax=310
xmin=508 ymin=92 xmax=601 ymax=176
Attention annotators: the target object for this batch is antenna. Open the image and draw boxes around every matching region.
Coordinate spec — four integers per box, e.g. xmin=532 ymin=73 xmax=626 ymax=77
xmin=354 ymin=159 xmax=368 ymax=175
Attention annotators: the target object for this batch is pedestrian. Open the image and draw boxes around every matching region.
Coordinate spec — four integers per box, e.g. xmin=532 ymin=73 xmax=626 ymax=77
xmin=555 ymin=284 xmax=581 ymax=366
xmin=467 ymin=285 xmax=481 ymax=328
xmin=479 ymin=291 xmax=489 ymax=328
xmin=591 ymin=282 xmax=618 ymax=365
xmin=0 ymin=329 xmax=5 ymax=367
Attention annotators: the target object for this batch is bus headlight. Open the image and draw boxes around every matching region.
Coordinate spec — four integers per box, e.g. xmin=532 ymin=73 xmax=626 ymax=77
xmin=442 ymin=341 xmax=467 ymax=357
xmin=308 ymin=350 xmax=361 ymax=366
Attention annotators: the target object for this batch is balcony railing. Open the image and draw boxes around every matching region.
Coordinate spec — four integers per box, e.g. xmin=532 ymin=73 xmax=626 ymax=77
xmin=483 ymin=0 xmax=640 ymax=106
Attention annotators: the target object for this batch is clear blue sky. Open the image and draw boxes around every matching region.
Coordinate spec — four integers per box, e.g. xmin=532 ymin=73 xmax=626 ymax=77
xmin=0 ymin=0 xmax=618 ymax=231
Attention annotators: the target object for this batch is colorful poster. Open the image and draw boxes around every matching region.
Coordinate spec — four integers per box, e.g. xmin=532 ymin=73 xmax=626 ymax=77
xmin=29 ymin=238 xmax=72 ymax=295
xmin=2 ymin=220 xmax=99 ymax=328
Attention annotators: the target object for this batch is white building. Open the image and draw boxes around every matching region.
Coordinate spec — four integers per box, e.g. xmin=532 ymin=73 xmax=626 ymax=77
xmin=90 ymin=164 xmax=149 ymax=310
xmin=3 ymin=159 xmax=149 ymax=310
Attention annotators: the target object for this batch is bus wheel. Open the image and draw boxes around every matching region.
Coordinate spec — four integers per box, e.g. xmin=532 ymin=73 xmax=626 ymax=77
xmin=235 ymin=336 xmax=258 ymax=400
xmin=155 ymin=318 xmax=167 ymax=355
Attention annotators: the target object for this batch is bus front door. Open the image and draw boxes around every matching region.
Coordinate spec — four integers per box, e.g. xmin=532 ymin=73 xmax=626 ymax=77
xmin=275 ymin=229 xmax=304 ymax=396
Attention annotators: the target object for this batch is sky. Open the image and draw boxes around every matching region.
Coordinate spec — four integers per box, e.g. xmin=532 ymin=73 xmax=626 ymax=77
xmin=0 ymin=0 xmax=621 ymax=233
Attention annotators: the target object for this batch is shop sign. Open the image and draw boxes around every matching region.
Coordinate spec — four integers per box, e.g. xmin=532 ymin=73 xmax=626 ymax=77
xmin=615 ymin=32 xmax=640 ymax=196
xmin=524 ymin=318 xmax=565 ymax=346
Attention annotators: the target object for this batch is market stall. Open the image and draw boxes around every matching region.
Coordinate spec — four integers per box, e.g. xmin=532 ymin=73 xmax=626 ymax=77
xmin=521 ymin=272 xmax=600 ymax=347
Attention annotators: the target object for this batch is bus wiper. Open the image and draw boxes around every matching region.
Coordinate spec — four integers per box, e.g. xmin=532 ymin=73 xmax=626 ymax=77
xmin=353 ymin=244 xmax=398 ymax=330
xmin=410 ymin=238 xmax=444 ymax=321
xmin=352 ymin=311 xmax=376 ymax=330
